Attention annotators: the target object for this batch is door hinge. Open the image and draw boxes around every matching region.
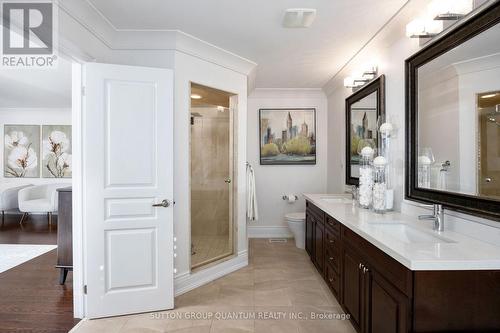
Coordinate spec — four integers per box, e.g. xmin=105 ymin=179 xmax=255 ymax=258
xmin=83 ymin=285 xmax=87 ymax=294
xmin=81 ymin=86 xmax=86 ymax=96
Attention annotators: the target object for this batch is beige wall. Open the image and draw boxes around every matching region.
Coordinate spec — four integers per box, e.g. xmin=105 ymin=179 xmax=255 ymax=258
xmin=247 ymin=89 xmax=328 ymax=237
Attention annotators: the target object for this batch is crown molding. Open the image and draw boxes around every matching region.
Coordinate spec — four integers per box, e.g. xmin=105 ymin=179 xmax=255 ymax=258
xmin=452 ymin=52 xmax=500 ymax=75
xmin=57 ymin=0 xmax=257 ymax=75
xmin=250 ymin=88 xmax=326 ymax=100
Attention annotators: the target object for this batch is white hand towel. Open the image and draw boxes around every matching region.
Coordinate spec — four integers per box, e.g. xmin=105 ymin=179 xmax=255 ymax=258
xmin=246 ymin=163 xmax=258 ymax=221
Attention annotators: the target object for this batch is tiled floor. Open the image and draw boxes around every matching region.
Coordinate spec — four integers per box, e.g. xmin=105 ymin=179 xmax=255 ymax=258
xmin=71 ymin=239 xmax=355 ymax=333
xmin=191 ymin=235 xmax=232 ymax=268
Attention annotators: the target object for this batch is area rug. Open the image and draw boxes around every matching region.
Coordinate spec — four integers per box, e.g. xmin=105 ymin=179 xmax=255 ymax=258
xmin=0 ymin=244 xmax=57 ymax=273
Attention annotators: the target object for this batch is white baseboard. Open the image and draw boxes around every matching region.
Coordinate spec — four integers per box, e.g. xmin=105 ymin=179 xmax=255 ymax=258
xmin=247 ymin=225 xmax=293 ymax=238
xmin=174 ymin=251 xmax=248 ymax=297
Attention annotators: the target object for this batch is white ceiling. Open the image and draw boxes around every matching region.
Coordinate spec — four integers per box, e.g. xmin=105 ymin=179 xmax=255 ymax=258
xmin=0 ymin=58 xmax=72 ymax=108
xmin=87 ymin=0 xmax=408 ymax=88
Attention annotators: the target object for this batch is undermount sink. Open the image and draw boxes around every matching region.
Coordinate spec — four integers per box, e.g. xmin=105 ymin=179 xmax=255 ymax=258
xmin=370 ymin=223 xmax=456 ymax=244
xmin=320 ymin=196 xmax=352 ymax=204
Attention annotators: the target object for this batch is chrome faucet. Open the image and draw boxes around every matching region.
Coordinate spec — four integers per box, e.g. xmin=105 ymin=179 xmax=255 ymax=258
xmin=418 ymin=204 xmax=445 ymax=232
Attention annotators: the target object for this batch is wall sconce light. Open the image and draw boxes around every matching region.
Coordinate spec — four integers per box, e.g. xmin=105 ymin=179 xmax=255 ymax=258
xmin=344 ymin=77 xmax=355 ymax=88
xmin=405 ymin=18 xmax=443 ymax=38
xmin=428 ymin=0 xmax=473 ymax=20
xmin=406 ymin=0 xmax=473 ymax=42
xmin=344 ymin=66 xmax=378 ymax=90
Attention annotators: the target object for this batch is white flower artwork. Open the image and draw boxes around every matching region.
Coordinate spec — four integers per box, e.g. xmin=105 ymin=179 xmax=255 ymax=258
xmin=3 ymin=125 xmax=40 ymax=178
xmin=42 ymin=125 xmax=72 ymax=178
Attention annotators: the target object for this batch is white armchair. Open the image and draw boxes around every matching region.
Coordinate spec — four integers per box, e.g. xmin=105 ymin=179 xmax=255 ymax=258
xmin=0 ymin=184 xmax=33 ymax=226
xmin=18 ymin=183 xmax=70 ymax=226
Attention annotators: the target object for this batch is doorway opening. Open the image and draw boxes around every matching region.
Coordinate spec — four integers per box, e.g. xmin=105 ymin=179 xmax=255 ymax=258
xmin=190 ymin=82 xmax=237 ymax=269
xmin=0 ymin=56 xmax=77 ymax=330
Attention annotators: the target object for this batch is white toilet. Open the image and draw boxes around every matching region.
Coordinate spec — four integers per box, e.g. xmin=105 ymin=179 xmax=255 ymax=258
xmin=286 ymin=212 xmax=306 ymax=249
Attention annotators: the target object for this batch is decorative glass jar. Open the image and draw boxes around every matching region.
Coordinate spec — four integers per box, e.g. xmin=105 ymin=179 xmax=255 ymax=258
xmin=379 ymin=122 xmax=394 ymax=210
xmin=418 ymin=148 xmax=434 ymax=189
xmin=373 ymin=156 xmax=387 ymax=214
xmin=358 ymin=146 xmax=374 ymax=209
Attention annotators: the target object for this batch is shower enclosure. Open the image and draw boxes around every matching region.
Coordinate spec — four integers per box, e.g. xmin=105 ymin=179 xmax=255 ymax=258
xmin=478 ymin=91 xmax=500 ymax=199
xmin=190 ymin=83 xmax=235 ymax=269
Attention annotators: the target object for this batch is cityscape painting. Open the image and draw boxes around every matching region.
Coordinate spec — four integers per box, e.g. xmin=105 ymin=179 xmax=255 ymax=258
xmin=259 ymin=108 xmax=316 ymax=165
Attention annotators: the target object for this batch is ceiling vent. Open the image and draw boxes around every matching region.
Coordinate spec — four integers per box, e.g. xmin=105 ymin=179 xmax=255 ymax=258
xmin=282 ymin=8 xmax=317 ymax=28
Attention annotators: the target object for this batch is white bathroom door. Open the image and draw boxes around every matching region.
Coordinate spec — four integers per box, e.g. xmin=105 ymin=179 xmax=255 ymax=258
xmin=83 ymin=63 xmax=174 ymax=318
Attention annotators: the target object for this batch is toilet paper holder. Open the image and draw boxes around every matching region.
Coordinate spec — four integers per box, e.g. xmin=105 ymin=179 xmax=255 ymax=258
xmin=282 ymin=194 xmax=298 ymax=201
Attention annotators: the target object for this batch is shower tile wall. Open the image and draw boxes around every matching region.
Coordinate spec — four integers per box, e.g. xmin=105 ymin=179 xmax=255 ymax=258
xmin=191 ymin=107 xmax=231 ymax=266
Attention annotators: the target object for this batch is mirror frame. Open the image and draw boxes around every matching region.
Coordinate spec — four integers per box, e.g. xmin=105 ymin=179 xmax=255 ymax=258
xmin=345 ymin=75 xmax=385 ymax=186
xmin=405 ymin=3 xmax=500 ymax=221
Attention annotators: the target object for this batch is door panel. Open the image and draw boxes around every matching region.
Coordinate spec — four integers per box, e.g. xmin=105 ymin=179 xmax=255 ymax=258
xmin=106 ymin=228 xmax=156 ymax=290
xmin=314 ymin=221 xmax=324 ymax=273
xmin=343 ymin=249 xmax=361 ymax=329
xmin=105 ymin=80 xmax=157 ymax=187
xmin=368 ymin=270 xmax=409 ymax=333
xmin=305 ymin=214 xmax=313 ymax=256
xmin=84 ymin=63 xmax=174 ymax=318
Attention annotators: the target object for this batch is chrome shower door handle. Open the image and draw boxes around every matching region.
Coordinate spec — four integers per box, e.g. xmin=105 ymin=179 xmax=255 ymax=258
xmin=152 ymin=199 xmax=170 ymax=208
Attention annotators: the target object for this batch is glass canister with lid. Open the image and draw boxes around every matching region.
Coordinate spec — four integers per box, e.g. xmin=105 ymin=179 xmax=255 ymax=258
xmin=373 ymin=156 xmax=387 ymax=214
xmin=358 ymin=146 xmax=374 ymax=209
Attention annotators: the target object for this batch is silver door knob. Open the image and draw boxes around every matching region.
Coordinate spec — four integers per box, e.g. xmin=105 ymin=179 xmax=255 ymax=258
xmin=224 ymin=178 xmax=232 ymax=184
xmin=485 ymin=177 xmax=492 ymax=183
xmin=152 ymin=199 xmax=170 ymax=208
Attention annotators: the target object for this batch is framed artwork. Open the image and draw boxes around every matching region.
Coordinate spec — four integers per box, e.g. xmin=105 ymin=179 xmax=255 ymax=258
xmin=259 ymin=108 xmax=316 ymax=165
xmin=4 ymin=125 xmax=40 ymax=178
xmin=42 ymin=125 xmax=72 ymax=178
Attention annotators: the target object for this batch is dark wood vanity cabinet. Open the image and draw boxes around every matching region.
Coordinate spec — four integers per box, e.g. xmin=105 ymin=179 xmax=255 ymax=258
xmin=305 ymin=201 xmax=325 ymax=274
xmin=306 ymin=201 xmax=411 ymax=333
xmin=305 ymin=200 xmax=500 ymax=333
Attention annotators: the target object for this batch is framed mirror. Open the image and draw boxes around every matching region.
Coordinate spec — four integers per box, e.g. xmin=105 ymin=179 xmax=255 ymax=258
xmin=406 ymin=3 xmax=500 ymax=220
xmin=346 ymin=75 xmax=385 ymax=185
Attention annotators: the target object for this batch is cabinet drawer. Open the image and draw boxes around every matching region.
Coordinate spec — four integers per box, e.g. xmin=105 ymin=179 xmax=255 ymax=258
xmin=325 ymin=246 xmax=340 ymax=272
xmin=306 ymin=201 xmax=324 ymax=223
xmin=325 ymin=263 xmax=340 ymax=297
xmin=342 ymin=225 xmax=413 ymax=297
xmin=325 ymin=225 xmax=339 ymax=251
xmin=326 ymin=215 xmax=341 ymax=234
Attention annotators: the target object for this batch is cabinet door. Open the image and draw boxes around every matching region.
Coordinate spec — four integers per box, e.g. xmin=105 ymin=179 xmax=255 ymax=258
xmin=305 ymin=214 xmax=314 ymax=257
xmin=366 ymin=270 xmax=410 ymax=333
xmin=314 ymin=221 xmax=324 ymax=273
xmin=343 ymin=248 xmax=362 ymax=330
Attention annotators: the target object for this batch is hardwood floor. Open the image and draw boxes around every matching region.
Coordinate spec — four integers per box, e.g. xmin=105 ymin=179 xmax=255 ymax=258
xmin=0 ymin=213 xmax=78 ymax=333
xmin=1 ymin=213 xmax=57 ymax=244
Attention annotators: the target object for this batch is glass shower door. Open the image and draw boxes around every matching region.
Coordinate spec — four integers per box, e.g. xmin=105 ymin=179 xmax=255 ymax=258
xmin=190 ymin=83 xmax=234 ymax=269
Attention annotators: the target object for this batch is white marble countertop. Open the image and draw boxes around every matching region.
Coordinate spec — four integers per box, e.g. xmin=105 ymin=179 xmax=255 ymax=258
xmin=304 ymin=193 xmax=500 ymax=271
